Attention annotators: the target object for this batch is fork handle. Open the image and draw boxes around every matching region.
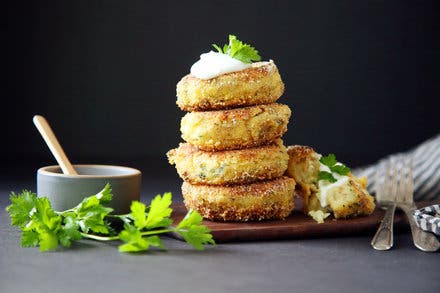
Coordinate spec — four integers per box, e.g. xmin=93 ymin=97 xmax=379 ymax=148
xmin=398 ymin=203 xmax=440 ymax=252
xmin=371 ymin=202 xmax=396 ymax=250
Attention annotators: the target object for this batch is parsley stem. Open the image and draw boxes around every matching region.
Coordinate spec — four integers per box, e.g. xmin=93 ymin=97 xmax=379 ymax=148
xmin=140 ymin=229 xmax=173 ymax=236
xmin=106 ymin=214 xmax=129 ymax=219
xmin=81 ymin=229 xmax=174 ymax=242
xmin=80 ymin=233 xmax=119 ymax=241
xmin=56 ymin=208 xmax=76 ymax=215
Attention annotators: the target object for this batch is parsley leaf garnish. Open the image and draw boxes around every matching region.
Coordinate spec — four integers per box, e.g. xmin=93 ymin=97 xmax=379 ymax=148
xmin=117 ymin=199 xmax=169 ymax=253
xmin=212 ymin=35 xmax=261 ymax=64
xmin=130 ymin=201 xmax=148 ymax=229
xmin=7 ymin=191 xmax=60 ymax=251
xmin=21 ymin=230 xmax=39 ymax=247
xmin=319 ymin=154 xmax=337 ymax=168
xmin=118 ymin=224 xmax=165 ymax=252
xmin=144 ymin=192 xmax=173 ymax=229
xmin=318 ymin=153 xmax=351 ymax=183
xmin=176 ymin=210 xmax=215 ymax=250
xmin=116 ymin=194 xmax=214 ymax=252
xmin=331 ymin=164 xmax=350 ymax=176
xmin=6 ymin=186 xmax=215 ymax=253
xmin=58 ymin=216 xmax=82 ymax=247
xmin=7 ymin=190 xmax=39 ymax=227
xmin=74 ymin=195 xmax=114 ymax=234
xmin=317 ymin=171 xmax=337 ymax=183
xmin=94 ymin=183 xmax=113 ymax=204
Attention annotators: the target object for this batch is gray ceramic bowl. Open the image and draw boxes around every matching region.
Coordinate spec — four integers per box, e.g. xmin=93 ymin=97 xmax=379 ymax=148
xmin=37 ymin=165 xmax=141 ymax=214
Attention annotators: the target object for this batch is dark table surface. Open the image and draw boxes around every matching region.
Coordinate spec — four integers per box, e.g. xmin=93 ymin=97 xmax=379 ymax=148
xmin=1 ymin=172 xmax=439 ymax=293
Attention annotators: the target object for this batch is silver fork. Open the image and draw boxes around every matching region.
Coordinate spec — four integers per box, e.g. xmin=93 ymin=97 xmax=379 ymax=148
xmin=371 ymin=159 xmax=397 ymax=250
xmin=395 ymin=158 xmax=440 ymax=252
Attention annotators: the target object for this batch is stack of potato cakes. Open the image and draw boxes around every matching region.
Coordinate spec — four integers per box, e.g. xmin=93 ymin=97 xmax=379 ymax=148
xmin=168 ymin=61 xmax=296 ymax=221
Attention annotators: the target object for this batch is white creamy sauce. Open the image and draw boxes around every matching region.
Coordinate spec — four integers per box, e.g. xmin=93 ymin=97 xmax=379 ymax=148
xmin=190 ymin=51 xmax=251 ymax=79
xmin=317 ymin=163 xmax=349 ymax=208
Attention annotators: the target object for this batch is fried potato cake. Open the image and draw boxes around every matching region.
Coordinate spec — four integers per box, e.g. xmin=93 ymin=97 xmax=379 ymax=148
xmin=180 ymin=103 xmax=291 ymax=151
xmin=167 ymin=139 xmax=288 ymax=185
xmin=286 ymin=145 xmax=375 ymax=219
xmin=182 ymin=176 xmax=296 ymax=221
xmin=176 ymin=61 xmax=285 ymax=111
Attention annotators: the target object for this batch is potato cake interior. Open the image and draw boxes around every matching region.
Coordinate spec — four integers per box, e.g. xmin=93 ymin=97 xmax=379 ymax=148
xmin=286 ymin=145 xmax=375 ymax=220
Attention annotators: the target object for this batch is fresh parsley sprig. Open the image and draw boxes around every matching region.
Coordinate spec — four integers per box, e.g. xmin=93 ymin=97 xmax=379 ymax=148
xmin=317 ymin=154 xmax=351 ymax=183
xmin=6 ymin=184 xmax=215 ymax=253
xmin=212 ymin=35 xmax=261 ymax=64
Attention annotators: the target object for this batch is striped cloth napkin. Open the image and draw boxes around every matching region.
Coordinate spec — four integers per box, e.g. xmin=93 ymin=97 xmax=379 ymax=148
xmin=353 ymin=133 xmax=440 ymax=235
xmin=353 ymin=133 xmax=440 ymax=202
xmin=413 ymin=204 xmax=440 ymax=235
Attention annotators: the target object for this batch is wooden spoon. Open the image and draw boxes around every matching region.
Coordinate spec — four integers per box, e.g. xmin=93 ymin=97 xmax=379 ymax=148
xmin=33 ymin=115 xmax=78 ymax=175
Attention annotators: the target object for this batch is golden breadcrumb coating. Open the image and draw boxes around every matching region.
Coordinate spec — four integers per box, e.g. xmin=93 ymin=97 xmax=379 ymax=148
xmin=180 ymin=103 xmax=291 ymax=151
xmin=182 ymin=177 xmax=295 ymax=221
xmin=286 ymin=145 xmax=375 ymax=219
xmin=167 ymin=139 xmax=288 ymax=185
xmin=176 ymin=61 xmax=285 ymax=111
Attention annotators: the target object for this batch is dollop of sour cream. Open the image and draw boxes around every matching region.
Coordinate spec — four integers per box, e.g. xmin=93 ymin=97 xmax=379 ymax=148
xmin=190 ymin=51 xmax=251 ymax=79
xmin=317 ymin=161 xmax=349 ymax=208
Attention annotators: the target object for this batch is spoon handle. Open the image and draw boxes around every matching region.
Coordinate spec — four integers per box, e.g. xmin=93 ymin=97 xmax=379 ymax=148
xmin=33 ymin=115 xmax=78 ymax=175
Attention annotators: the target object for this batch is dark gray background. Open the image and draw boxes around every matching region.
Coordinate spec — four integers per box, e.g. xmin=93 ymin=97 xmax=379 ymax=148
xmin=5 ymin=0 xmax=439 ymax=178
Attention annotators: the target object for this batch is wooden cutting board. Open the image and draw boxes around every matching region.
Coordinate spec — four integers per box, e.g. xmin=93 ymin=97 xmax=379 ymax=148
xmin=169 ymin=201 xmax=411 ymax=242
